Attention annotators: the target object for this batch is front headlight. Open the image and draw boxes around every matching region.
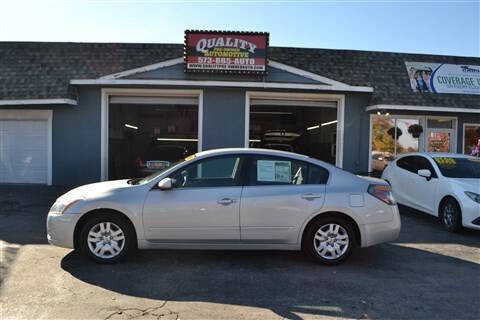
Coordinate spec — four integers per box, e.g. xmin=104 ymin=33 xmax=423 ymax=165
xmin=48 ymin=199 xmax=80 ymax=216
xmin=465 ymin=191 xmax=480 ymax=204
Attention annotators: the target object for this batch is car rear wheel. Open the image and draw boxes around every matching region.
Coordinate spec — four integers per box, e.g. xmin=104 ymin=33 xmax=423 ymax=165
xmin=303 ymin=217 xmax=354 ymax=265
xmin=439 ymin=198 xmax=462 ymax=233
xmin=79 ymin=213 xmax=134 ymax=263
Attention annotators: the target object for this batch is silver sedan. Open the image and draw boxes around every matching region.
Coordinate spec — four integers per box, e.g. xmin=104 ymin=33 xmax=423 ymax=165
xmin=47 ymin=148 xmax=401 ymax=265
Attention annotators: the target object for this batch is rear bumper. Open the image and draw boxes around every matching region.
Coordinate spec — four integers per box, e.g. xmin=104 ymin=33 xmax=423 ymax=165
xmin=361 ymin=205 xmax=401 ymax=247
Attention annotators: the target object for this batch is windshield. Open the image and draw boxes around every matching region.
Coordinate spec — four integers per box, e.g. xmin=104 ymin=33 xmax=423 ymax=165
xmin=433 ymin=157 xmax=480 ymax=179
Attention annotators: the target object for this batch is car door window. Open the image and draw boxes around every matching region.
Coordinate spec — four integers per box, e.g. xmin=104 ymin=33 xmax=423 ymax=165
xmin=396 ymin=156 xmax=417 ymax=173
xmin=416 ymin=156 xmax=438 ymax=178
xmin=169 ymin=155 xmax=243 ymax=188
xmin=247 ymin=156 xmax=328 ymax=186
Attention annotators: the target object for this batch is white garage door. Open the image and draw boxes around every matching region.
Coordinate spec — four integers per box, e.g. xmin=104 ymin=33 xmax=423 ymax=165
xmin=0 ymin=111 xmax=51 ymax=184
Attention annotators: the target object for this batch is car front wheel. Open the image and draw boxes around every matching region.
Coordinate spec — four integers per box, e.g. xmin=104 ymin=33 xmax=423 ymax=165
xmin=79 ymin=213 xmax=134 ymax=263
xmin=304 ymin=217 xmax=354 ymax=265
xmin=440 ymin=198 xmax=462 ymax=233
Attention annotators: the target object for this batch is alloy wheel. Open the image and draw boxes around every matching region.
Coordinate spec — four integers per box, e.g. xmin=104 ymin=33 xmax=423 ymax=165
xmin=313 ymin=223 xmax=349 ymax=260
xmin=443 ymin=203 xmax=456 ymax=227
xmin=87 ymin=222 xmax=125 ymax=259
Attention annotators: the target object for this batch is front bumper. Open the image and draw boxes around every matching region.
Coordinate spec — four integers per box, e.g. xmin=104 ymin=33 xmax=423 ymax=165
xmin=362 ymin=205 xmax=401 ymax=247
xmin=46 ymin=213 xmax=82 ymax=249
xmin=462 ymin=204 xmax=480 ymax=230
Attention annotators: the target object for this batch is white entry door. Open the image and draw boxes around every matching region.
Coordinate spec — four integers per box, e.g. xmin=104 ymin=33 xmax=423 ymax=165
xmin=0 ymin=110 xmax=52 ymax=184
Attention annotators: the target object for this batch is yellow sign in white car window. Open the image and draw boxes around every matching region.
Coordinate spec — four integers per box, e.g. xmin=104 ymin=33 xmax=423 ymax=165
xmin=434 ymin=157 xmax=457 ymax=166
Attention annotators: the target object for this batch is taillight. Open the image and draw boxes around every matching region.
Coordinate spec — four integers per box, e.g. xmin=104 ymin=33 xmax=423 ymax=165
xmin=136 ymin=157 xmax=145 ymax=168
xmin=368 ymin=184 xmax=396 ymax=205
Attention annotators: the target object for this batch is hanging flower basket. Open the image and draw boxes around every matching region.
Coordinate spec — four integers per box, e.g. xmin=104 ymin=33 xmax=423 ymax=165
xmin=387 ymin=127 xmax=402 ymax=140
xmin=408 ymin=124 xmax=424 ymax=138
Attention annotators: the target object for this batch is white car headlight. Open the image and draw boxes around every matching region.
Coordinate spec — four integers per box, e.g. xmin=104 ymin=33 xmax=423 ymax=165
xmin=465 ymin=191 xmax=480 ymax=204
xmin=49 ymin=199 xmax=81 ymax=216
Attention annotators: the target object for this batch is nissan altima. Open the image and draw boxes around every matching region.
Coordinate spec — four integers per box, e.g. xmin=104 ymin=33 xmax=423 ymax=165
xmin=47 ymin=148 xmax=401 ymax=265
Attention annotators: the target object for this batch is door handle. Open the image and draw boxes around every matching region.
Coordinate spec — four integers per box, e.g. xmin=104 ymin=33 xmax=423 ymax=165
xmin=217 ymin=198 xmax=235 ymax=205
xmin=301 ymin=193 xmax=323 ymax=200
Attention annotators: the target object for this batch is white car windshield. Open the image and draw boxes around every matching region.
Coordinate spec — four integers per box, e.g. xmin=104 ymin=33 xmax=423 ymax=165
xmin=433 ymin=157 xmax=480 ymax=179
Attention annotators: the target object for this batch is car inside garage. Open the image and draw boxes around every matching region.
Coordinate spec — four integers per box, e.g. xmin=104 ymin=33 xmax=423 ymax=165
xmin=108 ymin=96 xmax=199 ymax=180
xmin=249 ymin=100 xmax=338 ymax=165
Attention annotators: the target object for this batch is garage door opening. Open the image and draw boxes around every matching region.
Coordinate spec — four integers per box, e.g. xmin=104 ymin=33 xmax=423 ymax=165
xmin=248 ymin=98 xmax=339 ymax=165
xmin=108 ymin=96 xmax=199 ymax=180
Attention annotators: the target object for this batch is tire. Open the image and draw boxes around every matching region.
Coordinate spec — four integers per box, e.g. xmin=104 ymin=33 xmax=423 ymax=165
xmin=303 ymin=216 xmax=355 ymax=265
xmin=439 ymin=198 xmax=462 ymax=233
xmin=79 ymin=212 xmax=135 ymax=263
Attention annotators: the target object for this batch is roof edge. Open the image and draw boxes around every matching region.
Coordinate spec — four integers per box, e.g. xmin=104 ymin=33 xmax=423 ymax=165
xmin=0 ymin=98 xmax=77 ymax=106
xmin=70 ymin=79 xmax=374 ymax=93
xmin=366 ymin=104 xmax=480 ymax=113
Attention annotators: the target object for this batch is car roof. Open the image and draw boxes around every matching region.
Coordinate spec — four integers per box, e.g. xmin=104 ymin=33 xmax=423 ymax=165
xmin=395 ymin=152 xmax=475 ymax=159
xmin=195 ymin=147 xmax=310 ymax=159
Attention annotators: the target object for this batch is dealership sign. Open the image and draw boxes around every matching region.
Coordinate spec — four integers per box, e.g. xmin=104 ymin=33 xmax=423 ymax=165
xmin=405 ymin=61 xmax=480 ymax=95
xmin=184 ymin=30 xmax=269 ymax=74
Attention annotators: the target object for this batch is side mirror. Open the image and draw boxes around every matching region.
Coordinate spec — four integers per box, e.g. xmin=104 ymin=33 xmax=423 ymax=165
xmin=417 ymin=169 xmax=432 ymax=180
xmin=158 ymin=177 xmax=173 ymax=190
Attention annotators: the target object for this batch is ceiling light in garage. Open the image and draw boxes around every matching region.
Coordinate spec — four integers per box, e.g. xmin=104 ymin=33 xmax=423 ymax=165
xmin=321 ymin=120 xmax=338 ymax=127
xmin=124 ymin=124 xmax=138 ymax=130
xmin=307 ymin=120 xmax=338 ymax=131
xmin=156 ymin=138 xmax=198 ymax=142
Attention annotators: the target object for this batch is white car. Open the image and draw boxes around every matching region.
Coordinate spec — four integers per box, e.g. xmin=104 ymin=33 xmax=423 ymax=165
xmin=382 ymin=153 xmax=480 ymax=232
xmin=47 ymin=148 xmax=400 ymax=264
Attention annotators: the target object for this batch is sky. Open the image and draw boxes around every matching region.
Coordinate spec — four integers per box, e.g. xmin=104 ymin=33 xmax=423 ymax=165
xmin=0 ymin=0 xmax=479 ymax=57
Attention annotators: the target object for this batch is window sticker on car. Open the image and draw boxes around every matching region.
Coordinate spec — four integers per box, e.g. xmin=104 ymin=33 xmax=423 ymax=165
xmin=434 ymin=157 xmax=456 ymax=166
xmin=257 ymin=160 xmax=292 ymax=182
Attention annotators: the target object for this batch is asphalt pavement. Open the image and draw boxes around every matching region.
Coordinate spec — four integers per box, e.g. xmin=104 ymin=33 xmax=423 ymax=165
xmin=1 ymin=185 xmax=479 ymax=319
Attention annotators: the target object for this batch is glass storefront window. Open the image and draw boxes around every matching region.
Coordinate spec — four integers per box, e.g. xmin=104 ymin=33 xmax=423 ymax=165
xmin=464 ymin=124 xmax=480 ymax=156
xmin=427 ymin=119 xmax=453 ymax=129
xmin=371 ymin=117 xmax=395 ymax=174
xmin=370 ymin=115 xmax=457 ymax=175
xmin=370 ymin=116 xmax=420 ymax=175
xmin=249 ymin=103 xmax=338 ymax=164
xmin=427 ymin=132 xmax=451 ymax=152
xmin=396 ymin=119 xmax=420 ymax=155
xmin=108 ymin=103 xmax=198 ymax=180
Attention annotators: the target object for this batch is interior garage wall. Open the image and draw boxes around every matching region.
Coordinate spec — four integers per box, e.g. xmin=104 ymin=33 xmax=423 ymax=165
xmin=52 ymin=87 xmax=102 ymax=185
xmin=202 ymin=88 xmax=246 ymax=150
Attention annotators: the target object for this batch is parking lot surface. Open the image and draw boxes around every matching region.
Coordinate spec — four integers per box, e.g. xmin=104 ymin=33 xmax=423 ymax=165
xmin=1 ymin=185 xmax=479 ymax=320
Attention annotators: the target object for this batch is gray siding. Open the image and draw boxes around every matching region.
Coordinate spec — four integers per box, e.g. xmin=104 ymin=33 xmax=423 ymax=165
xmin=342 ymin=93 xmax=372 ymax=174
xmin=52 ymin=87 xmax=101 ymax=185
xmin=202 ymin=88 xmax=246 ymax=150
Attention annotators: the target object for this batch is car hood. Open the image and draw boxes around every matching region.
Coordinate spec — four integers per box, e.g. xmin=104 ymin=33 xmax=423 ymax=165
xmin=449 ymin=178 xmax=480 ymax=192
xmin=56 ymin=179 xmax=131 ymax=202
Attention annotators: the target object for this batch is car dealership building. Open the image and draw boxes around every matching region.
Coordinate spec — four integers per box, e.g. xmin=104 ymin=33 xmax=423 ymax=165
xmin=1 ymin=32 xmax=479 ymax=186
